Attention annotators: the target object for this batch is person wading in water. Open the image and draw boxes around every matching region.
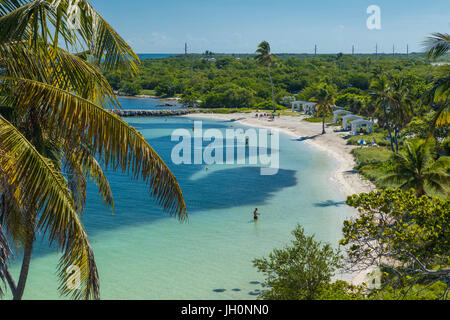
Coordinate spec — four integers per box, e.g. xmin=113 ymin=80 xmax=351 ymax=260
xmin=253 ymin=208 xmax=260 ymax=221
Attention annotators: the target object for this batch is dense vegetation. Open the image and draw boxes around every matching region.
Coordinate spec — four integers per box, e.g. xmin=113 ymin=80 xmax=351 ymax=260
xmin=106 ymin=53 xmax=437 ymax=111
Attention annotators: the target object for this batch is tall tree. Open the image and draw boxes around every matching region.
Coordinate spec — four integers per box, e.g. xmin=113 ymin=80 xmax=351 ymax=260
xmin=0 ymin=0 xmax=186 ymax=300
xmin=369 ymin=74 xmax=412 ymax=153
xmin=311 ymin=85 xmax=336 ymax=135
xmin=255 ymin=41 xmax=277 ymax=113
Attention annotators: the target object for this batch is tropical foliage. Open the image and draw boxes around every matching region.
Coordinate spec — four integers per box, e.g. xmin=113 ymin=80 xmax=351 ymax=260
xmin=0 ymin=0 xmax=186 ymax=300
xmin=425 ymin=33 xmax=450 ymax=129
xmin=342 ymin=189 xmax=449 ymax=300
xmin=381 ymin=140 xmax=450 ymax=196
xmin=253 ymin=225 xmax=362 ymax=300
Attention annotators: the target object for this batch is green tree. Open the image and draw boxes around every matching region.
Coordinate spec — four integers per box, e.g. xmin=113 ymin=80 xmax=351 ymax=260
xmin=255 ymin=41 xmax=277 ymax=113
xmin=381 ymin=140 xmax=450 ymax=197
xmin=0 ymin=0 xmax=186 ymax=300
xmin=369 ymin=74 xmax=412 ymax=152
xmin=342 ymin=189 xmax=450 ymax=300
xmin=425 ymin=33 xmax=450 ymax=130
xmin=311 ymin=85 xmax=336 ymax=134
xmin=253 ymin=225 xmax=354 ymax=300
xmin=119 ymin=81 xmax=142 ymax=96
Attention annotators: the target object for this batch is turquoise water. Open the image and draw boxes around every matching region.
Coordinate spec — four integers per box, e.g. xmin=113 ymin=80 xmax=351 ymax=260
xmin=8 ymin=116 xmax=354 ymax=300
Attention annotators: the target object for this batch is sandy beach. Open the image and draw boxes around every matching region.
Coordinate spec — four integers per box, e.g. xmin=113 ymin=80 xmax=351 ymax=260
xmin=183 ymin=112 xmax=376 ymax=198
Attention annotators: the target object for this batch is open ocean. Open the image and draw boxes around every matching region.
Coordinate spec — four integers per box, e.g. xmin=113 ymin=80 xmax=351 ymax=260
xmin=8 ymin=112 xmax=355 ymax=299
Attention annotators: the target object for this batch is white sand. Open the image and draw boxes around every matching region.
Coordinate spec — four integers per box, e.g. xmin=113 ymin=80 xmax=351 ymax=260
xmin=182 ymin=112 xmax=376 ymax=197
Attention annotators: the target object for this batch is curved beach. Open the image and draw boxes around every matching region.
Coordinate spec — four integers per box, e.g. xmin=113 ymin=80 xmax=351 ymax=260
xmin=182 ymin=112 xmax=376 ymax=197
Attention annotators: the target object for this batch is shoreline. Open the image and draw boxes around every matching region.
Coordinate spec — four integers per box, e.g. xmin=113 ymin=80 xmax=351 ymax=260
xmin=181 ymin=112 xmax=376 ymax=198
xmin=181 ymin=112 xmax=377 ymax=286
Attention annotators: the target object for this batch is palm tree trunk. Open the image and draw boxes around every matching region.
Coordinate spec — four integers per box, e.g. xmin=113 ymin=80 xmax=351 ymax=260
xmin=322 ymin=115 xmax=326 ymax=134
xmin=13 ymin=215 xmax=35 ymax=300
xmin=1 ymin=194 xmax=17 ymax=296
xmin=268 ymin=65 xmax=276 ymax=113
xmin=383 ymin=106 xmax=395 ymax=153
xmin=394 ymin=127 xmax=399 ymax=153
xmin=4 ymin=267 xmax=17 ymax=297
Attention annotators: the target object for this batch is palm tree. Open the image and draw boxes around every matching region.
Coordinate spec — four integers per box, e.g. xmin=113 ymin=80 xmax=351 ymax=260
xmin=369 ymin=74 xmax=412 ymax=153
xmin=0 ymin=0 xmax=186 ymax=300
xmin=255 ymin=41 xmax=277 ymax=113
xmin=381 ymin=140 xmax=450 ymax=197
xmin=424 ymin=33 xmax=450 ymax=129
xmin=311 ymin=85 xmax=335 ymax=134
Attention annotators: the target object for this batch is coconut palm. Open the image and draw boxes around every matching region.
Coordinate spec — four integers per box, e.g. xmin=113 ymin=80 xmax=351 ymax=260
xmin=311 ymin=85 xmax=336 ymax=134
xmin=369 ymin=74 xmax=412 ymax=152
xmin=0 ymin=0 xmax=186 ymax=300
xmin=255 ymin=41 xmax=277 ymax=113
xmin=424 ymin=33 xmax=450 ymax=129
xmin=381 ymin=140 xmax=450 ymax=197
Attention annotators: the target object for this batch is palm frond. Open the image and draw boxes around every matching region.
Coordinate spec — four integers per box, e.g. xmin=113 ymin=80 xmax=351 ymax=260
xmin=65 ymin=152 xmax=87 ymax=214
xmin=0 ymin=115 xmax=99 ymax=299
xmin=3 ymin=76 xmax=187 ymax=219
xmin=70 ymin=146 xmax=114 ymax=212
xmin=0 ymin=0 xmax=139 ymax=73
xmin=0 ymin=0 xmax=73 ymax=48
xmin=0 ymin=0 xmax=25 ymax=16
xmin=0 ymin=41 xmax=119 ymax=109
xmin=73 ymin=0 xmax=140 ymax=74
xmin=424 ymin=33 xmax=450 ymax=59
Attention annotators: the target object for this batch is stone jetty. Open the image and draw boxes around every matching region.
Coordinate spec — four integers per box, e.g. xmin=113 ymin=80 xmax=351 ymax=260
xmin=113 ymin=109 xmax=192 ymax=117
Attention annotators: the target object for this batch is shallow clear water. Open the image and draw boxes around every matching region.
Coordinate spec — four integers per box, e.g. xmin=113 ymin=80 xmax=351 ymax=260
xmin=8 ymin=116 xmax=354 ymax=300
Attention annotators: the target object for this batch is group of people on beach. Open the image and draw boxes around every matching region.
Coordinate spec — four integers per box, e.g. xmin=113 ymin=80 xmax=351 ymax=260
xmin=255 ymin=112 xmax=280 ymax=121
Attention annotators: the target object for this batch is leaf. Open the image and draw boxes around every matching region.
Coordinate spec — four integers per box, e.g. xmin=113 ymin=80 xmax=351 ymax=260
xmin=0 ymin=115 xmax=99 ymax=299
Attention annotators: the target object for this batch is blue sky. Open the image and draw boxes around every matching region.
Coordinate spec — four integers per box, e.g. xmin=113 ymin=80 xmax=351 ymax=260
xmin=90 ymin=0 xmax=450 ymax=54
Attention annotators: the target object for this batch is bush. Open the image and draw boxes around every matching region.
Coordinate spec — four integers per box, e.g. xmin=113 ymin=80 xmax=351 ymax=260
xmin=253 ymin=225 xmax=358 ymax=300
xmin=118 ymin=81 xmax=141 ymax=96
xmin=201 ymin=84 xmax=255 ymax=108
xmin=254 ymin=99 xmax=286 ymax=111
xmin=351 ymin=147 xmax=397 ymax=188
xmin=155 ymin=82 xmax=177 ymax=97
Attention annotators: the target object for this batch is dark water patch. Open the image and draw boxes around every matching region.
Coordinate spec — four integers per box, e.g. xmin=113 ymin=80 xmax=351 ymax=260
xmin=314 ymin=200 xmax=346 ymax=207
xmin=10 ymin=128 xmax=297 ymax=262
